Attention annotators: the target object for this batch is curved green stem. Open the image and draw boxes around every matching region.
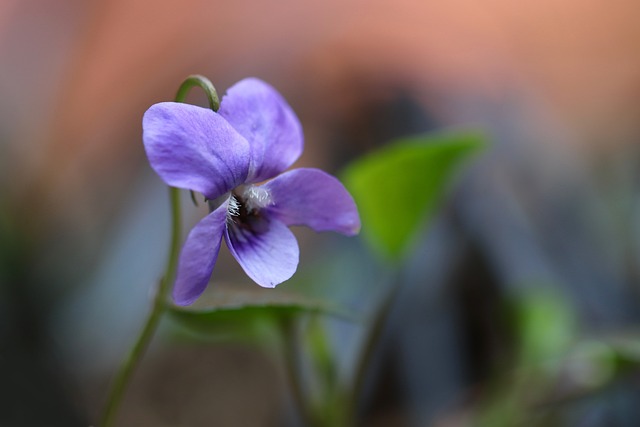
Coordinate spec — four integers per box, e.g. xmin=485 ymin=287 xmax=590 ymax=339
xmin=99 ymin=75 xmax=219 ymax=426
xmin=175 ymin=74 xmax=220 ymax=206
xmin=175 ymin=74 xmax=220 ymax=110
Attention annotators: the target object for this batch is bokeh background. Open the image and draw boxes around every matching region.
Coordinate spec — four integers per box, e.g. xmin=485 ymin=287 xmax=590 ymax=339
xmin=2 ymin=0 xmax=640 ymax=426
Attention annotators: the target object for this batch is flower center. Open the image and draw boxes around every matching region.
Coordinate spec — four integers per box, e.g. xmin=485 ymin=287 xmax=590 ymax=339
xmin=227 ymin=185 xmax=272 ymax=230
xmin=240 ymin=185 xmax=272 ymax=212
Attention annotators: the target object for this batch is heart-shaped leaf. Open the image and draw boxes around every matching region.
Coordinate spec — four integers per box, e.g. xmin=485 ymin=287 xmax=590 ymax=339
xmin=167 ymin=286 xmax=350 ymax=342
xmin=342 ymin=131 xmax=485 ymax=260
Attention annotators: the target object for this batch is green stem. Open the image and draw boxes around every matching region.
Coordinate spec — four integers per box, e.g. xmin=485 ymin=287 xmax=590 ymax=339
xmin=99 ymin=187 xmax=181 ymax=427
xmin=100 ymin=75 xmax=219 ymax=426
xmin=344 ymin=273 xmax=402 ymax=425
xmin=281 ymin=318 xmax=317 ymax=427
xmin=175 ymin=74 xmax=220 ymax=110
xmin=175 ymin=75 xmax=220 ymax=206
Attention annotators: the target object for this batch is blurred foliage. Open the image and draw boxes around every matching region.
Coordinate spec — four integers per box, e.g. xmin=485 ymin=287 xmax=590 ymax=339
xmin=473 ymin=289 xmax=640 ymax=427
xmin=509 ymin=290 xmax=576 ymax=367
xmin=342 ymin=131 xmax=485 ymax=261
xmin=476 ymin=289 xmax=576 ymax=427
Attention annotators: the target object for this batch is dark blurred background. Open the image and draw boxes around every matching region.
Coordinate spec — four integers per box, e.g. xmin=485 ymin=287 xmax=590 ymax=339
xmin=1 ymin=0 xmax=640 ymax=426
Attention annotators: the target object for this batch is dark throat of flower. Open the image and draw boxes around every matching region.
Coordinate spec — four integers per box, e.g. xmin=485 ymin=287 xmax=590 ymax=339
xmin=227 ymin=188 xmax=270 ymax=234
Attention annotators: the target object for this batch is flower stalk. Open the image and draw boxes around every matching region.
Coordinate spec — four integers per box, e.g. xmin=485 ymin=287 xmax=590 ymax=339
xmin=175 ymin=74 xmax=220 ymax=111
xmin=99 ymin=75 xmax=219 ymax=427
xmin=345 ymin=273 xmax=402 ymax=425
xmin=99 ymin=187 xmax=181 ymax=427
xmin=280 ymin=318 xmax=317 ymax=426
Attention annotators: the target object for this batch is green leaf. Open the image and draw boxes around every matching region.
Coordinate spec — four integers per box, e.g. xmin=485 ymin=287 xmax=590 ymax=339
xmin=167 ymin=287 xmax=350 ymax=342
xmin=509 ymin=289 xmax=576 ymax=365
xmin=342 ymin=130 xmax=485 ymax=260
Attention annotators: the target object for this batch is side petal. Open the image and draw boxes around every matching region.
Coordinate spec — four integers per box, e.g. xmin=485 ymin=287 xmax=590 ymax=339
xmin=263 ymin=168 xmax=361 ymax=236
xmin=225 ymin=216 xmax=299 ymax=288
xmin=173 ymin=200 xmax=229 ymax=305
xmin=218 ymin=78 xmax=303 ymax=183
xmin=143 ymin=102 xmax=250 ymax=200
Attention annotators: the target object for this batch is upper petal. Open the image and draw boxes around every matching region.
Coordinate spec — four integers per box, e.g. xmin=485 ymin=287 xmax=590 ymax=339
xmin=173 ymin=200 xmax=229 ymax=305
xmin=263 ymin=168 xmax=361 ymax=236
xmin=143 ymin=102 xmax=250 ymax=200
xmin=218 ymin=78 xmax=303 ymax=183
xmin=225 ymin=215 xmax=299 ymax=288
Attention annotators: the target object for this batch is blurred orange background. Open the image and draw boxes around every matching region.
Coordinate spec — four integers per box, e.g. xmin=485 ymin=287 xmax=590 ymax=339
xmin=4 ymin=0 xmax=640 ymax=235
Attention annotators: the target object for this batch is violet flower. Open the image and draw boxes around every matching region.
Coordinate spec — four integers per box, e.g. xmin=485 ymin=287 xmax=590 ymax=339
xmin=143 ymin=78 xmax=360 ymax=305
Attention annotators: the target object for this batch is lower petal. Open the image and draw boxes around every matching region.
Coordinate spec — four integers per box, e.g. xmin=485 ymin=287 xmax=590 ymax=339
xmin=225 ymin=216 xmax=299 ymax=288
xmin=173 ymin=200 xmax=228 ymax=305
xmin=263 ymin=168 xmax=361 ymax=236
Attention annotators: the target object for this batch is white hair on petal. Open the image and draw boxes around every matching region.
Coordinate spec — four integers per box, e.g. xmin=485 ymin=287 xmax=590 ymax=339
xmin=227 ymin=195 xmax=240 ymax=221
xmin=243 ymin=185 xmax=272 ymax=212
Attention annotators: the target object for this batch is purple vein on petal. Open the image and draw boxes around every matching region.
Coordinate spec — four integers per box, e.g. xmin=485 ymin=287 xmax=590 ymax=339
xmin=143 ymin=102 xmax=251 ymax=200
xmin=224 ymin=215 xmax=299 ymax=288
xmin=219 ymin=78 xmax=303 ymax=183
xmin=263 ymin=168 xmax=361 ymax=236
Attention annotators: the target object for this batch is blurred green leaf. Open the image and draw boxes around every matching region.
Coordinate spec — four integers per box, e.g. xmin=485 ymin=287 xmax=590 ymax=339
xmin=167 ymin=287 xmax=350 ymax=342
xmin=476 ymin=290 xmax=577 ymax=427
xmin=510 ymin=290 xmax=576 ymax=365
xmin=342 ymin=130 xmax=485 ymax=260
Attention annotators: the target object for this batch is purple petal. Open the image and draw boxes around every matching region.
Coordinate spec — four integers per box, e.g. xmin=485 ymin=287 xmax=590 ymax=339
xmin=224 ymin=216 xmax=299 ymax=288
xmin=263 ymin=168 xmax=361 ymax=236
xmin=219 ymin=78 xmax=303 ymax=183
xmin=143 ymin=102 xmax=250 ymax=200
xmin=173 ymin=200 xmax=229 ymax=305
